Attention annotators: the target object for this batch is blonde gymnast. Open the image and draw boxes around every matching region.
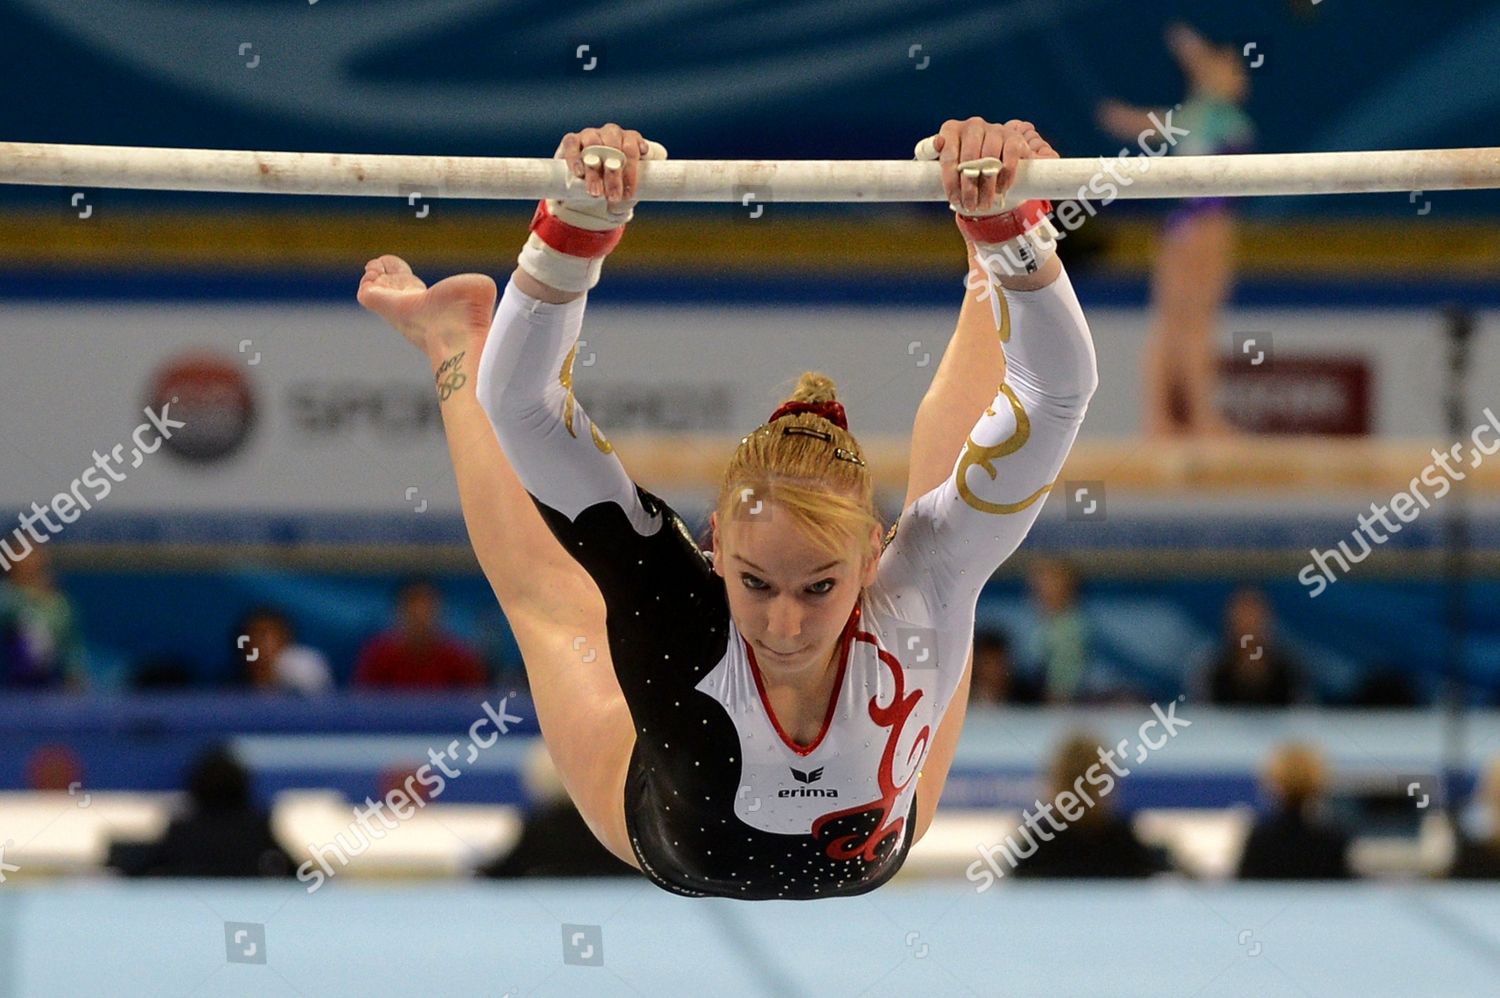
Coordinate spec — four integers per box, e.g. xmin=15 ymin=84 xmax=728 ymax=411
xmin=358 ymin=117 xmax=1096 ymax=898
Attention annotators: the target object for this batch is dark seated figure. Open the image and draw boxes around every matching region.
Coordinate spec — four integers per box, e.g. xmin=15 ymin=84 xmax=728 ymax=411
xmin=1348 ymin=667 xmax=1422 ymax=707
xmin=1448 ymin=836 xmax=1500 ymax=880
xmin=481 ymin=801 xmax=635 ymax=878
xmin=1237 ymin=743 xmax=1352 ymax=880
xmin=1237 ymin=811 xmax=1352 ymax=880
xmin=112 ymin=747 xmax=293 ymax=878
xmin=1010 ymin=733 xmax=1168 ymax=879
xmin=1205 ymin=587 xmax=1306 ymax=707
xmin=1010 ymin=812 xmax=1164 ymax=879
xmin=1449 ymin=760 xmax=1500 ymax=880
xmin=1207 ymin=646 xmax=1300 ymax=706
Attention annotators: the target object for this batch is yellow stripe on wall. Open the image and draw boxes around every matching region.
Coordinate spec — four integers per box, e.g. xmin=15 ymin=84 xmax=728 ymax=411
xmin=0 ymin=209 xmax=1493 ymax=276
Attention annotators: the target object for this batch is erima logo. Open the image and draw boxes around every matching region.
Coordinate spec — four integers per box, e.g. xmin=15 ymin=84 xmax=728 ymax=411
xmin=779 ymin=766 xmax=837 ymax=798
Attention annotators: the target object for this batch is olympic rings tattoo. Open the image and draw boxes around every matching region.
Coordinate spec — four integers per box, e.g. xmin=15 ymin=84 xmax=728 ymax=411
xmin=436 ymin=351 xmax=467 ymax=402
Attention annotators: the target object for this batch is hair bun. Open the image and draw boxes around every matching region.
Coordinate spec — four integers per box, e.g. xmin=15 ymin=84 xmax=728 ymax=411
xmin=788 ymin=370 xmax=838 ymax=405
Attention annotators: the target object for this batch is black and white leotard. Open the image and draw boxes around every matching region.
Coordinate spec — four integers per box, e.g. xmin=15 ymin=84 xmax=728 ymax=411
xmin=476 ymin=268 xmax=1097 ymax=899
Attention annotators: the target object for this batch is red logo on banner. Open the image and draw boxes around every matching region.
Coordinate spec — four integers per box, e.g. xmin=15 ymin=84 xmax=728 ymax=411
xmin=1218 ymin=356 xmax=1371 ymax=435
xmin=145 ymin=353 xmax=258 ymax=462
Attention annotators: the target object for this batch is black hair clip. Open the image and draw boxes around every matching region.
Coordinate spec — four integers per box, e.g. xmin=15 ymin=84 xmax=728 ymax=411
xmin=783 ymin=426 xmax=833 ymax=443
xmin=778 ymin=425 xmax=864 ymax=466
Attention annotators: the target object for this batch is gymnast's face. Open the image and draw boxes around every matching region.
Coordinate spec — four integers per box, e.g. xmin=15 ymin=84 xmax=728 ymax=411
xmin=711 ymin=506 xmax=879 ymax=679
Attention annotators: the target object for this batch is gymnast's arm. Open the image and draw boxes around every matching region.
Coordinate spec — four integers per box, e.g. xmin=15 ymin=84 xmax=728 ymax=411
xmin=1094 ymin=98 xmax=1171 ymax=145
xmin=904 ymin=250 xmax=1063 ymax=842
xmin=474 ymin=267 xmax=663 ymax=598
xmin=514 ymin=268 xmax=582 ymax=305
xmin=901 ymin=117 xmax=1064 ymax=840
xmin=885 ymin=261 xmax=1098 ymax=610
xmin=904 ymin=117 xmax=1062 ymax=510
xmin=902 ymin=247 xmax=1058 ymax=511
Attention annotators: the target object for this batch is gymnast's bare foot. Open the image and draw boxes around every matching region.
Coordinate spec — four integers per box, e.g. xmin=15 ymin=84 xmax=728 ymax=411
xmin=357 ymin=254 xmax=497 ymax=366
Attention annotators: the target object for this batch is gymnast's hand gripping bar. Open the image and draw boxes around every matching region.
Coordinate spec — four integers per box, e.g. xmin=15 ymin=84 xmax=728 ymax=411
xmin=1 ymin=141 xmax=1497 ymax=201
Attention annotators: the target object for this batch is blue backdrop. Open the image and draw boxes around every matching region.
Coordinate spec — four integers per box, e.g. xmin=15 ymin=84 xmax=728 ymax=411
xmin=2 ymin=0 xmax=1498 ymax=216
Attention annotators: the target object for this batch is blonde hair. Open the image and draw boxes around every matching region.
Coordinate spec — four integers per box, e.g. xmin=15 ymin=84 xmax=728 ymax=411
xmin=1264 ymin=742 xmax=1328 ymax=809
xmin=1050 ymin=732 xmax=1111 ymax=826
xmin=715 ymin=371 xmax=882 ymax=564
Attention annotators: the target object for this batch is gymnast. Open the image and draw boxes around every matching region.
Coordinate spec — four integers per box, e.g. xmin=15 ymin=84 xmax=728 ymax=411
xmin=357 ymin=117 xmax=1098 ymax=899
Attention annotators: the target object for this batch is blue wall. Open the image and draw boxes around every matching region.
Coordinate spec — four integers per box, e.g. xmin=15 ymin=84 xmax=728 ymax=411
xmin=3 ymin=0 xmax=1498 ymax=217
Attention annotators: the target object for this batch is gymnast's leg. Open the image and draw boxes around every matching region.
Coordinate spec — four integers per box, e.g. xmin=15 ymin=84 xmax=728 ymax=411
xmin=1147 ymin=208 xmax=1239 ymax=437
xmin=1174 ymin=209 xmax=1239 ymax=436
xmin=358 ymin=255 xmax=639 ymax=867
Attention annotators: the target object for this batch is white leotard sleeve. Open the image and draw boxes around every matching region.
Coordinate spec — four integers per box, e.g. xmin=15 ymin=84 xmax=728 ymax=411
xmin=877 ymin=264 xmax=1098 ymax=615
xmin=474 ymin=275 xmax=661 ymax=538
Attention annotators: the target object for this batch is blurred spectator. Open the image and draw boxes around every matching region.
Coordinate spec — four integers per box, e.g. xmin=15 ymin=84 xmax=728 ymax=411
xmin=1204 ymin=586 xmax=1306 ymax=706
xmin=1011 ymin=733 xmax=1167 ymax=879
xmin=1097 ymin=22 xmax=1254 ymax=438
xmin=480 ymin=743 xmax=634 ymax=878
xmin=1025 ymin=559 xmax=1093 ymax=703
xmin=132 ymin=655 xmax=196 ymax=690
xmin=235 ymin=606 xmax=333 ymax=695
xmin=1450 ymin=759 xmax=1500 ymax=879
xmin=353 ymin=578 xmax=486 ymax=690
xmin=1237 ymin=743 xmax=1353 ymax=880
xmin=970 ymin=628 xmax=1015 ymax=705
xmin=112 ymin=746 xmax=293 ymax=877
xmin=1349 ymin=666 xmax=1422 ymax=708
xmin=25 ymin=743 xmax=84 ymax=791
xmin=0 ymin=548 xmax=87 ymax=690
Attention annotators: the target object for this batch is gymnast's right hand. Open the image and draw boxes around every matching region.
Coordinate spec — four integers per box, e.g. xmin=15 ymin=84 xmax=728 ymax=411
xmin=553 ymin=123 xmax=669 ymax=222
xmin=357 ymin=254 xmax=497 ymax=368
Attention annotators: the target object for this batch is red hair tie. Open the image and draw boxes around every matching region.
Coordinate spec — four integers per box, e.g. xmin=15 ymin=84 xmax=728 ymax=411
xmin=768 ymin=400 xmax=848 ymax=430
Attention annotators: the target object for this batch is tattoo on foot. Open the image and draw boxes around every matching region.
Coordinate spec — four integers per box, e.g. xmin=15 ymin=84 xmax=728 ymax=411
xmin=436 ymin=351 xmax=467 ymax=402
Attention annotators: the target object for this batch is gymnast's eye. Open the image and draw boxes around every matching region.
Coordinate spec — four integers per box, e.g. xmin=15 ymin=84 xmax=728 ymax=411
xmin=807 ymin=579 xmax=836 ymax=596
xmin=740 ymin=574 xmax=769 ymax=591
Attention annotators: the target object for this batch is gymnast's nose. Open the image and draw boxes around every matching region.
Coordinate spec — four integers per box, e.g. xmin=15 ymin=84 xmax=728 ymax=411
xmin=764 ymin=596 xmax=803 ymax=645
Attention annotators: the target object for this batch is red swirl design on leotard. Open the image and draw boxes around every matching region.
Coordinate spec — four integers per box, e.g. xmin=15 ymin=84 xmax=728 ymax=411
xmin=810 ymin=630 xmax=929 ymax=863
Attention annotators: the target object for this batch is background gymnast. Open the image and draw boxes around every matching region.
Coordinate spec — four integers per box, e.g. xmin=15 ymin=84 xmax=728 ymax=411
xmin=358 ymin=117 xmax=1098 ymax=899
xmin=1098 ymin=21 xmax=1255 ymax=438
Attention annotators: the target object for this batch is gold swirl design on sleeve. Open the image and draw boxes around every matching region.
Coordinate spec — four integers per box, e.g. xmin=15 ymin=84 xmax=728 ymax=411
xmin=559 ymin=346 xmax=579 ymax=437
xmin=559 ymin=345 xmax=614 ymax=454
xmin=953 ymin=283 xmax=1049 ymax=514
xmin=995 ymin=278 xmax=1012 ymax=344
xmin=955 ymin=385 xmax=1053 ymax=515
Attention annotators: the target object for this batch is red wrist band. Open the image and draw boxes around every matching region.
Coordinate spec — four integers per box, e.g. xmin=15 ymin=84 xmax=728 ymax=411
xmin=954 ymin=199 xmax=1053 ymax=245
xmin=528 ymin=199 xmax=626 ymax=258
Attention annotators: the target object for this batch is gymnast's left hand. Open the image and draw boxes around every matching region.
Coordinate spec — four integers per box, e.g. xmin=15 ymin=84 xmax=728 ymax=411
xmin=916 ymin=118 xmax=1059 ymax=215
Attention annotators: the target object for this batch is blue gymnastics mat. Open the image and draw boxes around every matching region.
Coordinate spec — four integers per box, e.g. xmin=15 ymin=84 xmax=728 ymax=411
xmin=3 ymin=879 xmax=1499 ymax=996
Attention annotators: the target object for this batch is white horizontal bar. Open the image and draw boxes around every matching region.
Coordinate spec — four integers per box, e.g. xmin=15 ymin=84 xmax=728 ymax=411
xmin=2 ymin=141 xmax=1498 ymax=202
